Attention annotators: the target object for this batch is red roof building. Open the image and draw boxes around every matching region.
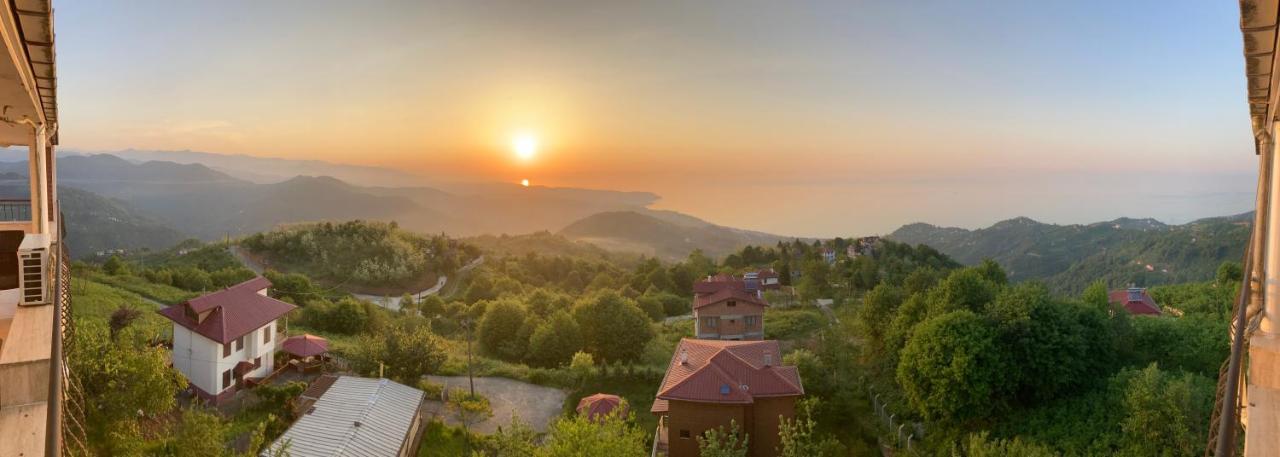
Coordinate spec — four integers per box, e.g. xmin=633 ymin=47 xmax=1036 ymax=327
xmin=1108 ymin=287 xmax=1162 ymax=315
xmin=651 ymin=339 xmax=803 ymax=457
xmin=158 ymin=276 xmax=296 ymax=404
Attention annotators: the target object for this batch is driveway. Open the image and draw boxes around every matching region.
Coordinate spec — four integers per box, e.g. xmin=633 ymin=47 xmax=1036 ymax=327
xmin=423 ymin=375 xmax=566 ymax=434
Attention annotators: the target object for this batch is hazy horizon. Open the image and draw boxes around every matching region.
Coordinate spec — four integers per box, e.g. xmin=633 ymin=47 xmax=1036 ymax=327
xmin=55 ymin=1 xmax=1258 ymax=236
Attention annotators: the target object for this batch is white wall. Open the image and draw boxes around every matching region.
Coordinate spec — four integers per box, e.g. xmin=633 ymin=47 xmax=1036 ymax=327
xmin=172 ymin=320 xmax=278 ymax=395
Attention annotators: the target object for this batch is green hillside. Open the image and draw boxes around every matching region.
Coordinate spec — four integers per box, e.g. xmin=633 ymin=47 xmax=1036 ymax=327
xmin=888 ymin=214 xmax=1250 ymax=294
xmin=240 ymin=220 xmax=480 ymax=293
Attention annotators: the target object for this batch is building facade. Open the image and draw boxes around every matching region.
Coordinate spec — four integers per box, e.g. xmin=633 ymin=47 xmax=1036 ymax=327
xmin=651 ymin=339 xmax=803 ymax=457
xmin=159 ymin=276 xmax=295 ymax=404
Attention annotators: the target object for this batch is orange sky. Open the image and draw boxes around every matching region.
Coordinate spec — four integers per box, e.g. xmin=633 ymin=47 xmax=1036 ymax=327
xmin=51 ymin=1 xmax=1261 ymax=235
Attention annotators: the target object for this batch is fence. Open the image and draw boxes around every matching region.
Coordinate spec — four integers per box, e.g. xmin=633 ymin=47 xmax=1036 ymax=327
xmin=868 ymin=387 xmax=925 ymax=453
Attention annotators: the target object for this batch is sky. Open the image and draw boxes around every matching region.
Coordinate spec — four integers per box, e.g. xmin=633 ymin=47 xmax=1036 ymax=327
xmin=54 ymin=0 xmax=1258 ymax=236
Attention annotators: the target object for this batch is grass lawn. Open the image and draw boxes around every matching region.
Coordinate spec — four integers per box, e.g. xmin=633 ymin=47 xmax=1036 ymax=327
xmin=71 ymin=277 xmax=171 ymax=339
xmin=417 ymin=421 xmax=473 ymax=457
xmin=81 ymin=270 xmax=199 ymax=305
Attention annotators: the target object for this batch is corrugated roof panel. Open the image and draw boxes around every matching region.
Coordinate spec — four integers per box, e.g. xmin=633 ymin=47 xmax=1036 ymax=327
xmin=265 ymin=376 xmax=424 ymax=457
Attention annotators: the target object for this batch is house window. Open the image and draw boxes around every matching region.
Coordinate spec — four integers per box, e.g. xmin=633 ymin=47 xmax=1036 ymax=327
xmin=727 ymin=300 xmax=736 ymax=307
xmin=235 ymin=336 xmax=244 ymax=351
xmin=263 ymin=326 xmax=272 ymax=344
xmin=704 ymin=317 xmax=717 ymax=329
xmin=254 ymin=357 xmax=262 ymax=368
xmin=679 ymin=429 xmax=691 ymax=439
xmin=223 ymin=342 xmax=231 ymax=358
xmin=222 ymin=369 xmax=231 ymax=391
xmin=745 ymin=315 xmax=759 ymax=327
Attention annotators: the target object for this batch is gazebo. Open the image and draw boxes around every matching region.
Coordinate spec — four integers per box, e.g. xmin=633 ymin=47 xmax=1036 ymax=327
xmin=576 ymin=393 xmax=626 ymax=421
xmin=280 ymin=334 xmax=329 ymax=373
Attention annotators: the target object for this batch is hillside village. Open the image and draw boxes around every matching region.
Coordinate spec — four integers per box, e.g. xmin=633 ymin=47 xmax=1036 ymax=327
xmin=45 ymin=222 xmax=1233 ymax=456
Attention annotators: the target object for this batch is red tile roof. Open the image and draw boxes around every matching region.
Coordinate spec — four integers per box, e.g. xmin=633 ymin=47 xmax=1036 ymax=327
xmin=1107 ymin=288 xmax=1162 ymax=315
xmin=651 ymin=339 xmax=802 ymax=412
xmin=693 ymin=288 xmax=768 ymax=310
xmin=693 ymin=275 xmax=746 ymax=296
xmin=577 ymin=393 xmax=626 ymax=420
xmin=158 ymin=277 xmax=297 ymax=344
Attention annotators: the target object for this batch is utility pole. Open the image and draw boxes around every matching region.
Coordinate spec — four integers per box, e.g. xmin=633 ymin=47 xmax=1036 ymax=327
xmin=464 ymin=317 xmax=475 ymax=396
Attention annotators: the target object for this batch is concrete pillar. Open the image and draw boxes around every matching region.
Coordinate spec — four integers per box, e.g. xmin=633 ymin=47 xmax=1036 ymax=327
xmin=1266 ymin=121 xmax=1280 ymax=334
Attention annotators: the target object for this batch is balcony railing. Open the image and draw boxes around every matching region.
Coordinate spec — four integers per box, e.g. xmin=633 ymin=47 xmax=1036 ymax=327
xmin=0 ymin=199 xmax=31 ymax=222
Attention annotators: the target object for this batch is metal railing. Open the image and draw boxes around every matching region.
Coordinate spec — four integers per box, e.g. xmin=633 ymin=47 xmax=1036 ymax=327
xmin=45 ymin=217 xmax=88 ymax=456
xmin=0 ymin=199 xmax=31 ymax=222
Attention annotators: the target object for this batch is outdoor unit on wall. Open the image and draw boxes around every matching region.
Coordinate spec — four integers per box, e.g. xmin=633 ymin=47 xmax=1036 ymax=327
xmin=18 ymin=247 xmax=47 ymax=306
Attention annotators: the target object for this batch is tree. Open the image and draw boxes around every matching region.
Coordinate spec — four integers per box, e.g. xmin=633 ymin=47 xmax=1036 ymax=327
xmin=326 ymin=297 xmax=370 ymax=334
xmin=635 ymin=293 xmax=667 ymax=321
xmin=1117 ymin=364 xmax=1213 ymax=457
xmin=535 ymin=411 xmax=648 ymax=457
xmin=928 ymin=268 xmax=998 ymax=315
xmin=1216 ymin=261 xmax=1243 ymax=286
xmin=777 ymin=398 xmax=844 ymax=457
xmin=572 ymin=291 xmax=654 ymax=363
xmin=73 ymin=322 xmax=185 ymax=451
xmin=984 ymin=282 xmax=1100 ymax=402
xmin=896 ymin=310 xmax=1006 ymax=424
xmin=346 ymin=322 xmax=447 ymax=383
xmin=698 ymin=420 xmax=749 ymax=457
xmin=480 ymin=415 xmax=538 ymax=457
xmin=527 ymin=311 xmax=584 ymax=368
xmin=169 ymin=408 xmax=230 ymax=457
xmin=103 ymin=255 xmax=129 ymax=275
xmin=570 ymin=351 xmax=596 ymax=384
xmin=418 ymin=294 xmax=446 ymax=317
xmin=974 ymin=259 xmax=1008 ymax=286
xmin=448 ymin=388 xmax=494 ymax=435
xmin=857 ymin=284 xmax=903 ymax=353
xmin=478 ymin=299 xmax=529 ymax=361
xmin=400 ymin=293 xmax=416 ymax=315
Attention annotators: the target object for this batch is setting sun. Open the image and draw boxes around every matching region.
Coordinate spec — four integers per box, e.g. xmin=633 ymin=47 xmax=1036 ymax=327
xmin=512 ymin=133 xmax=538 ymax=160
xmin=521 ymin=179 xmax=529 ymax=187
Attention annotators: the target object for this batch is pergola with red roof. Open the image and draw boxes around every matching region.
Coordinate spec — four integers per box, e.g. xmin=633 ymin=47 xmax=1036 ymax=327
xmin=577 ymin=393 xmax=626 ymax=421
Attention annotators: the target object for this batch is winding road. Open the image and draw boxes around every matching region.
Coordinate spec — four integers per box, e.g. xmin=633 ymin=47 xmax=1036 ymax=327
xmin=228 ymin=245 xmax=483 ymax=311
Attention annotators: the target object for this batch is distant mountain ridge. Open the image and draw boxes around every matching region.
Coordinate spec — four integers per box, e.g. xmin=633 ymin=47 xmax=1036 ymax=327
xmin=888 ymin=214 xmax=1250 ymax=293
xmin=559 ymin=210 xmax=792 ymax=260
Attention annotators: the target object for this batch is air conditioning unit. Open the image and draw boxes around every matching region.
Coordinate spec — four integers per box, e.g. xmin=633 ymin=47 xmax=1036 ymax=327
xmin=18 ymin=247 xmax=47 ymax=306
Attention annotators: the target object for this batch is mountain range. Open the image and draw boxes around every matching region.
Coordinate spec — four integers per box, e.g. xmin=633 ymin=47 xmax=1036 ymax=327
xmin=10 ymin=150 xmax=1253 ymax=293
xmin=888 ymin=214 xmax=1251 ymax=294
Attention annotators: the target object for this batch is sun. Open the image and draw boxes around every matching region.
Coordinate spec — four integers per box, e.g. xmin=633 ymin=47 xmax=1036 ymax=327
xmin=512 ymin=132 xmax=538 ymax=160
xmin=521 ymin=179 xmax=530 ymax=187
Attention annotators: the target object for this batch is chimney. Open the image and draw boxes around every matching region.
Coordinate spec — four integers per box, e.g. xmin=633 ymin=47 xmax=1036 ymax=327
xmin=763 ymin=351 xmax=773 ymax=367
xmin=680 ymin=349 xmax=689 ymax=365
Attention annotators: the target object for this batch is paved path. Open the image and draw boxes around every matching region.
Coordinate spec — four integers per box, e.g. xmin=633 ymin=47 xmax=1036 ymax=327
xmin=352 ymin=256 xmax=484 ymax=311
xmin=423 ymin=375 xmax=566 ymax=434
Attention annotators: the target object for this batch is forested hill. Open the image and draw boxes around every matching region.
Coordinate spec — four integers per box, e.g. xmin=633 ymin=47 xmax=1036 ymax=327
xmin=888 ymin=213 xmax=1251 ymax=294
xmin=558 ymin=210 xmax=790 ymax=260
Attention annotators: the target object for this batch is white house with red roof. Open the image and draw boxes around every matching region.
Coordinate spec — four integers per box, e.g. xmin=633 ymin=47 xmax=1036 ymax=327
xmin=158 ymin=276 xmax=296 ymax=404
xmin=651 ymin=339 xmax=803 ymax=457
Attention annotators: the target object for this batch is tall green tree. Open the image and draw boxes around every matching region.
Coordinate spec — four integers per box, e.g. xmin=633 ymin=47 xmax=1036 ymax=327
xmin=527 ymin=311 xmax=584 ymax=368
xmin=572 ymin=291 xmax=654 ymax=363
xmin=478 ymin=299 xmax=529 ymax=361
xmin=896 ymin=310 xmax=1006 ymax=424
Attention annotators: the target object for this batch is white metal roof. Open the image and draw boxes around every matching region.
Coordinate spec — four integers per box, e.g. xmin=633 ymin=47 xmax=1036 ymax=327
xmin=265 ymin=376 xmax=425 ymax=457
